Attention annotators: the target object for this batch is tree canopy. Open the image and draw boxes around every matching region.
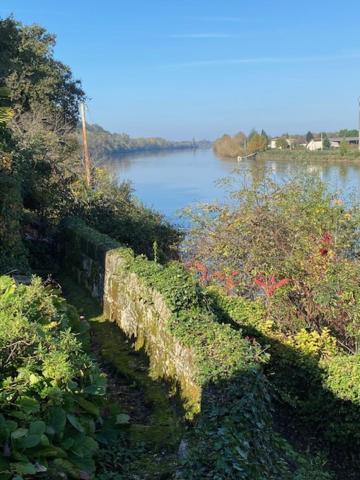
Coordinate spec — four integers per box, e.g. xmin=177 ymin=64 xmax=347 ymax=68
xmin=338 ymin=129 xmax=358 ymax=137
xmin=0 ymin=17 xmax=84 ymax=126
xmin=0 ymin=16 xmax=181 ymax=273
xmin=213 ymin=129 xmax=268 ymax=157
xmin=306 ymin=131 xmax=314 ymax=143
xmin=275 ymin=136 xmax=288 ymax=149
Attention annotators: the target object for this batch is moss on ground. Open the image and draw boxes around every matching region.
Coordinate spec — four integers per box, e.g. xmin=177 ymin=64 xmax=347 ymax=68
xmin=58 ymin=275 xmax=183 ymax=479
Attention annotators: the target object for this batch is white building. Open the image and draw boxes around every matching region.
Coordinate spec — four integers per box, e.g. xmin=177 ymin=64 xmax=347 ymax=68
xmin=269 ymin=138 xmax=294 ymax=149
xmin=307 ymin=138 xmax=351 ymax=151
xmin=306 ymin=139 xmax=323 ymax=151
xmin=270 ymin=139 xmax=277 ymax=149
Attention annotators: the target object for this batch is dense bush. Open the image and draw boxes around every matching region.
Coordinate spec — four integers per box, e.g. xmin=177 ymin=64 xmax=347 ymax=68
xmin=0 ymin=276 xmax=109 ymax=479
xmin=184 ymin=175 xmax=360 ymax=350
xmin=210 ymin=285 xmax=360 ymax=475
xmin=213 ymin=130 xmax=268 ymax=158
xmin=72 ymin=169 xmax=181 ymax=262
xmin=0 ymin=126 xmax=29 ymax=273
xmin=181 ymin=375 xmax=333 ymax=480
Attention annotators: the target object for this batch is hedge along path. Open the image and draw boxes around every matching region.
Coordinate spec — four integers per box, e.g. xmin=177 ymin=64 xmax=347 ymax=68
xmin=60 ymin=218 xmax=261 ymax=477
xmin=62 ymin=218 xmax=262 ymax=418
xmin=61 ymin=219 xmax=333 ymax=479
xmin=59 ymin=275 xmax=183 ymax=478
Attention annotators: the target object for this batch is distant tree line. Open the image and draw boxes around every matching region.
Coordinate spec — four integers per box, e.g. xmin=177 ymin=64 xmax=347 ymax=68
xmin=213 ymin=129 xmax=268 ymax=158
xmin=83 ymin=124 xmax=212 ymax=162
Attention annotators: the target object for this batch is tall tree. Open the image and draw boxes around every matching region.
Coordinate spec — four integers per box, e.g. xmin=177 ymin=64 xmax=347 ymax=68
xmin=0 ymin=16 xmax=85 ymax=229
xmin=248 ymin=132 xmax=267 ymax=154
xmin=306 ymin=131 xmax=314 ymax=143
xmin=276 ymin=137 xmax=288 ymax=149
xmin=0 ymin=19 xmax=84 ymax=126
xmin=261 ymin=129 xmax=269 ymax=144
xmin=323 ymin=133 xmax=331 ymax=149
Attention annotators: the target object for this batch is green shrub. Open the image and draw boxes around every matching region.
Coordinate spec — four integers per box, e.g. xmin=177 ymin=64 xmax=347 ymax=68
xmin=72 ymin=169 xmax=182 ymax=262
xmin=325 ymin=353 xmax=360 ymax=404
xmin=184 ymin=175 xmax=360 ymax=350
xmin=0 ymin=275 xmax=108 ymax=479
xmin=0 ymin=128 xmax=29 ymax=274
xmin=211 ymin=286 xmax=360 ymax=473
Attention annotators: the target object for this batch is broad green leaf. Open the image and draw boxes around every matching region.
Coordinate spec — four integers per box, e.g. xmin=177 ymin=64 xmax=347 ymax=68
xmin=40 ymin=434 xmax=50 ymax=446
xmin=61 ymin=437 xmax=75 ymax=450
xmin=77 ymin=397 xmax=100 ymax=417
xmin=18 ymin=434 xmax=41 ymax=449
xmin=17 ymin=397 xmax=40 ymax=415
xmin=11 ymin=429 xmax=28 ymax=440
xmin=35 ymin=446 xmax=67 ymax=458
xmin=12 ymin=462 xmax=36 ymax=475
xmin=82 ymin=436 xmax=98 ymax=454
xmin=83 ymin=376 xmax=106 ymax=395
xmin=48 ymin=407 xmax=66 ymax=434
xmin=5 ymin=420 xmax=18 ymax=433
xmin=66 ymin=414 xmax=84 ymax=433
xmin=29 ymin=420 xmax=46 ymax=435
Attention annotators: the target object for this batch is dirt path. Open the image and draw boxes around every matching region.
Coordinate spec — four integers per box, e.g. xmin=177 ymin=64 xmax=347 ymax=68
xmin=59 ymin=275 xmax=184 ymax=479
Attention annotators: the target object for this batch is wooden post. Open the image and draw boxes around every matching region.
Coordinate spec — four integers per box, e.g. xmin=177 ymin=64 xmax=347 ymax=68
xmin=80 ymin=102 xmax=91 ymax=186
xmin=358 ymin=97 xmax=360 ymax=152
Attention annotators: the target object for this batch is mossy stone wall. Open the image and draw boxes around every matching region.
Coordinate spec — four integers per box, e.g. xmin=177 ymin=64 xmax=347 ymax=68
xmin=62 ymin=219 xmax=200 ymax=413
xmin=62 ymin=219 xmax=338 ymax=479
xmin=103 ymin=249 xmax=201 ymax=411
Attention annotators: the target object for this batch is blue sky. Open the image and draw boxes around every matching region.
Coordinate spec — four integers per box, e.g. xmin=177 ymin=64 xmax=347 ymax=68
xmin=1 ymin=0 xmax=360 ymax=140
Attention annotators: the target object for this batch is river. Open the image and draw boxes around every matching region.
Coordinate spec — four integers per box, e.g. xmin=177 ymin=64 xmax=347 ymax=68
xmin=102 ymin=148 xmax=360 ymax=224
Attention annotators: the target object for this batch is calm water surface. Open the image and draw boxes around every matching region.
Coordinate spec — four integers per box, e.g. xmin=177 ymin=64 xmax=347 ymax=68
xmin=103 ymin=149 xmax=360 ymax=224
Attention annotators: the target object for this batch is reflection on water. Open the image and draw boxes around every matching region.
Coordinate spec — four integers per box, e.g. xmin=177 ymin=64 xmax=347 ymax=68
xmin=101 ymin=149 xmax=360 ymax=223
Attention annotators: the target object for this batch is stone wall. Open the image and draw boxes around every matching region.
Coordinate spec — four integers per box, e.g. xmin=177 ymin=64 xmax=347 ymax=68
xmin=62 ymin=219 xmax=201 ymax=412
xmin=103 ymin=249 xmax=200 ymax=411
xmin=62 ymin=219 xmax=260 ymax=419
xmin=62 ymin=220 xmax=119 ymax=302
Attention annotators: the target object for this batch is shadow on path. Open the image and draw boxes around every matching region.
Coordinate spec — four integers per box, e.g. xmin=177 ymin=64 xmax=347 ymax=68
xmin=59 ymin=274 xmax=183 ymax=480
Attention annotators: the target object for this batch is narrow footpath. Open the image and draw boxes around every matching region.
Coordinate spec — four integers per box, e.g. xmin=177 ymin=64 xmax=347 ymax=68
xmin=59 ymin=275 xmax=184 ymax=480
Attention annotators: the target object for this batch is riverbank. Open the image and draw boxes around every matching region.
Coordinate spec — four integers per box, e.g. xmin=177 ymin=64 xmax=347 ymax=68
xmin=258 ymin=148 xmax=360 ymax=162
xmin=86 ymin=123 xmax=212 ymax=163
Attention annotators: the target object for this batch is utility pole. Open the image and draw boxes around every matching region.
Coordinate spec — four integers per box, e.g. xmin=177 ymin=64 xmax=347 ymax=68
xmin=80 ymin=102 xmax=91 ymax=186
xmin=358 ymin=97 xmax=360 ymax=152
xmin=321 ymin=132 xmax=323 ymax=150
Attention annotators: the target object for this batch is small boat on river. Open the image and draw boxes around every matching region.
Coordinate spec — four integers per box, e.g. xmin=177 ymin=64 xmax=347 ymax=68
xmin=237 ymin=152 xmax=257 ymax=162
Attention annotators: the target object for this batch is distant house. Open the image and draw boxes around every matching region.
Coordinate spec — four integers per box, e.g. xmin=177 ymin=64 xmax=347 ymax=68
xmin=270 ymin=139 xmax=277 ymax=149
xmin=307 ymin=139 xmax=323 ymax=151
xmin=328 ymin=136 xmax=359 ymax=147
xmin=269 ymin=137 xmax=294 ymax=149
xmin=307 ymin=136 xmax=359 ymax=151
